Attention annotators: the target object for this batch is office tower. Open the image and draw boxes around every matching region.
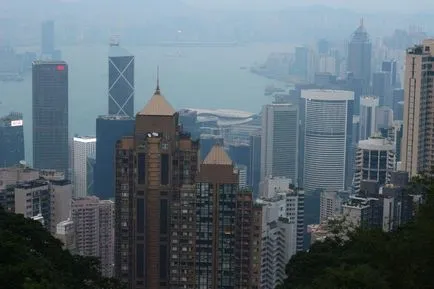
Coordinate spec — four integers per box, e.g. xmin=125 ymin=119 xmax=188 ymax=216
xmin=199 ymin=134 xmax=223 ymax=161
xmin=318 ymin=55 xmax=337 ymax=75
xmin=260 ymin=103 xmax=299 ymax=183
xmin=0 ymin=112 xmax=24 ymax=167
xmin=353 ymin=134 xmax=395 ymax=194
xmin=94 ymin=115 xmax=134 ymax=200
xmin=32 ymin=61 xmax=69 ymax=174
xmin=319 ymin=190 xmax=349 ymax=222
xmin=73 ymin=136 xmax=96 ymax=198
xmin=257 ymin=177 xmax=304 ymax=289
xmin=359 ymin=96 xmax=379 ymax=140
xmin=292 ymin=46 xmax=309 ymax=80
xmin=14 ymin=179 xmax=52 ymax=230
xmin=55 ymin=219 xmax=75 ymax=252
xmin=248 ymin=133 xmax=261 ymax=198
xmin=317 ymin=38 xmax=330 ymax=54
xmin=375 ymin=106 xmax=394 ymax=130
xmin=372 ymin=71 xmax=392 ymax=106
xmin=108 ymin=42 xmax=134 ymax=117
xmin=228 ymin=143 xmax=250 ymax=168
xmin=115 ymin=83 xmax=199 ymax=289
xmin=178 ymin=109 xmax=200 ymax=139
xmin=196 ymin=145 xmax=261 ymax=289
xmin=347 ymin=19 xmax=372 ymax=92
xmin=302 ymin=89 xmax=354 ymax=193
xmin=382 ymin=59 xmax=398 ymax=88
xmin=71 ymin=196 xmax=114 ymax=277
xmin=87 ymin=155 xmax=96 ymax=196
xmin=393 ymin=88 xmax=404 ymax=120
xmin=41 ymin=20 xmax=54 ymax=55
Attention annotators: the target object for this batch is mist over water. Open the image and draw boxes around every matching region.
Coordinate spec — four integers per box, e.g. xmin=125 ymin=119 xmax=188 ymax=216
xmin=0 ymin=43 xmax=290 ymax=164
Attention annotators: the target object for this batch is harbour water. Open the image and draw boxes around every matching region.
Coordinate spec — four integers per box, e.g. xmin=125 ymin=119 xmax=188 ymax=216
xmin=0 ymin=42 xmax=293 ymax=163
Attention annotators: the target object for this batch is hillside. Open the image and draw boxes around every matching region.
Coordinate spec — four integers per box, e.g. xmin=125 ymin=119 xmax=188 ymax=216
xmin=278 ymin=175 xmax=434 ymax=289
xmin=0 ymin=208 xmax=124 ymax=289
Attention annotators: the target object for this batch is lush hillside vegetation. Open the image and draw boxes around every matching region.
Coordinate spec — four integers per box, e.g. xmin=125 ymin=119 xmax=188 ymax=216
xmin=0 ymin=208 xmax=124 ymax=289
xmin=278 ymin=175 xmax=434 ymax=289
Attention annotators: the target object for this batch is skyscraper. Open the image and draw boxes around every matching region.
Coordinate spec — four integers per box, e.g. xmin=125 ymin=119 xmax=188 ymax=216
xmin=115 ymin=82 xmax=199 ymax=289
xmin=402 ymin=40 xmax=434 ymax=177
xmin=359 ymin=96 xmax=379 ymax=140
xmin=372 ymin=71 xmax=392 ymax=107
xmin=382 ymin=59 xmax=398 ymax=88
xmin=73 ymin=136 xmax=96 ymax=198
xmin=108 ymin=42 xmax=135 ymax=118
xmin=41 ymin=20 xmax=54 ymax=56
xmin=0 ymin=112 xmax=24 ymax=167
xmin=302 ymin=89 xmax=354 ymax=193
xmin=347 ymin=19 xmax=372 ymax=93
xmin=32 ymin=61 xmax=69 ymax=174
xmin=260 ymin=103 xmax=299 ymax=184
xmin=248 ymin=133 xmax=261 ymax=198
xmin=94 ymin=115 xmax=134 ymax=200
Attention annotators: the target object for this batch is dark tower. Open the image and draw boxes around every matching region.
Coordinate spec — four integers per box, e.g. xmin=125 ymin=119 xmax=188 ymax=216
xmin=108 ymin=41 xmax=135 ymax=118
xmin=0 ymin=112 xmax=24 ymax=167
xmin=347 ymin=19 xmax=372 ymax=93
xmin=32 ymin=61 xmax=69 ymax=174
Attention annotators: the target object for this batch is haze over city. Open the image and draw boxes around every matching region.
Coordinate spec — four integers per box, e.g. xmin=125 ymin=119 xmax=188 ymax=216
xmin=1 ymin=1 xmax=434 ymax=289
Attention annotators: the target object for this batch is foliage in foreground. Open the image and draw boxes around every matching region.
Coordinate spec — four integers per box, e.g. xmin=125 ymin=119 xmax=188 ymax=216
xmin=0 ymin=208 xmax=125 ymax=289
xmin=278 ymin=175 xmax=434 ymax=289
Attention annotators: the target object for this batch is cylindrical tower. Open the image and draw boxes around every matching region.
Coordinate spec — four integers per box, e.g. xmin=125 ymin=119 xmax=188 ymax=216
xmin=353 ymin=134 xmax=395 ymax=193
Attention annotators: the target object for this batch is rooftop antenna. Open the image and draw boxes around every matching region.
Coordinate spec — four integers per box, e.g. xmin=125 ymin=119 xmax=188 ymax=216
xmin=155 ymin=66 xmax=161 ymax=94
xmin=360 ymin=17 xmax=364 ymax=27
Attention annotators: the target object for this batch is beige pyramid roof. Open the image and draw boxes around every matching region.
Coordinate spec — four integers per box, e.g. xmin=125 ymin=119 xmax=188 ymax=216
xmin=138 ymin=90 xmax=176 ymax=116
xmin=203 ymin=145 xmax=232 ymax=165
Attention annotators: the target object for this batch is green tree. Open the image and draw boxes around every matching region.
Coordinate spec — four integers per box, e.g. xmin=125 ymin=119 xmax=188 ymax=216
xmin=279 ymin=175 xmax=434 ymax=289
xmin=0 ymin=208 xmax=125 ymax=289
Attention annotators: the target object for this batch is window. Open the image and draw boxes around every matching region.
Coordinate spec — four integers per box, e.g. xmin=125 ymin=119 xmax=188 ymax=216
xmin=136 ymin=244 xmax=144 ymax=277
xmin=160 ymin=245 xmax=168 ymax=279
xmin=160 ymin=199 xmax=168 ymax=234
xmin=137 ymin=199 xmax=145 ymax=233
xmin=138 ymin=153 xmax=146 ymax=184
xmin=161 ymin=154 xmax=169 ymax=185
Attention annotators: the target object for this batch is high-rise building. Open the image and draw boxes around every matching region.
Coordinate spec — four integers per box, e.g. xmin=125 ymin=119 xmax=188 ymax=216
xmin=41 ymin=20 xmax=54 ymax=56
xmin=347 ymin=19 xmax=372 ymax=92
xmin=32 ymin=61 xmax=69 ymax=174
xmin=257 ymin=177 xmax=304 ymax=289
xmin=55 ymin=219 xmax=75 ymax=252
xmin=196 ymin=145 xmax=261 ymax=289
xmin=73 ymin=136 xmax=96 ymax=198
xmin=319 ymin=190 xmax=349 ymax=222
xmin=71 ymin=196 xmax=114 ymax=277
xmin=248 ymin=133 xmax=261 ymax=198
xmin=115 ymin=82 xmax=199 ymax=289
xmin=393 ymin=88 xmax=404 ymax=120
xmin=108 ymin=42 xmax=134 ymax=118
xmin=260 ymin=103 xmax=299 ymax=184
xmin=94 ymin=115 xmax=134 ymax=200
xmin=359 ymin=96 xmax=379 ymax=140
xmin=382 ymin=59 xmax=398 ymax=88
xmin=402 ymin=40 xmax=434 ymax=176
xmin=353 ymin=134 xmax=395 ymax=194
xmin=372 ymin=71 xmax=392 ymax=107
xmin=376 ymin=106 xmax=394 ymax=130
xmin=0 ymin=112 xmax=24 ymax=167
xmin=302 ymin=89 xmax=354 ymax=193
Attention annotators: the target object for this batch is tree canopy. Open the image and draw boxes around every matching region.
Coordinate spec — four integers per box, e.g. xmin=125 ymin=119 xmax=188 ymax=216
xmin=0 ymin=208 xmax=125 ymax=289
xmin=278 ymin=175 xmax=434 ymax=289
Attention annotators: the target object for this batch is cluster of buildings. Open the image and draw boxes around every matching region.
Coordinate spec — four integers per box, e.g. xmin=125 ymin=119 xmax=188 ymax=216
xmin=1 ymin=18 xmax=434 ymax=289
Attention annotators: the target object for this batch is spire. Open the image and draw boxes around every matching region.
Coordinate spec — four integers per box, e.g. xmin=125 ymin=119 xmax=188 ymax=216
xmin=360 ymin=17 xmax=364 ymax=27
xmin=155 ymin=66 xmax=160 ymax=95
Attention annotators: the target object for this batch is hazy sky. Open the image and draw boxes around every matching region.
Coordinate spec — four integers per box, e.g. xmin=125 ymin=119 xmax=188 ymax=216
xmin=184 ymin=0 xmax=434 ymax=12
